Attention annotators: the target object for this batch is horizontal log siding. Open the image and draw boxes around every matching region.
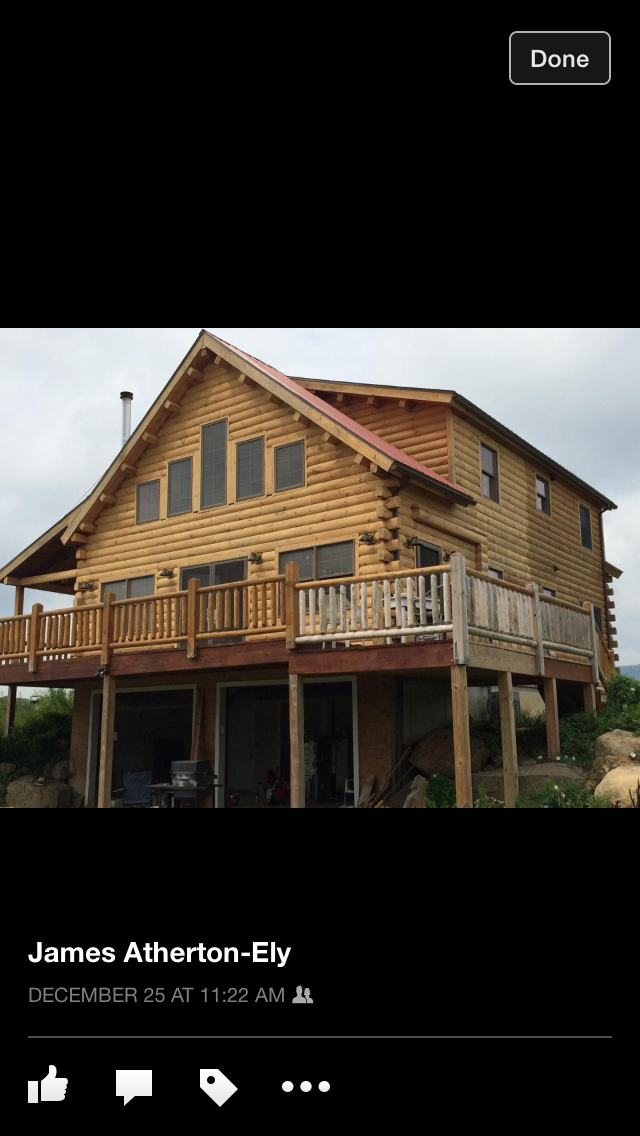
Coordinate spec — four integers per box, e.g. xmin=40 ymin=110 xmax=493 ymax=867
xmin=339 ymin=399 xmax=451 ymax=477
xmin=75 ymin=365 xmax=386 ymax=599
xmin=447 ymin=411 xmax=607 ymax=616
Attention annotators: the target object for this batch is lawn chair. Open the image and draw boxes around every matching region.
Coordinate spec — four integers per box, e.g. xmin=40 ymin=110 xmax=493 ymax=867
xmin=122 ymin=771 xmax=153 ymax=808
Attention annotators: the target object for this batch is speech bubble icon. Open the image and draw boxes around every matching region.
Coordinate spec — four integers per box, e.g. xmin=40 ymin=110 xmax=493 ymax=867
xmin=116 ymin=1069 xmax=153 ymax=1106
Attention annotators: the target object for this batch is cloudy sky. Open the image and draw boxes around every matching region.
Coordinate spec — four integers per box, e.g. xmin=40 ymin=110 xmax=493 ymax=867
xmin=1 ymin=327 xmax=638 ymax=700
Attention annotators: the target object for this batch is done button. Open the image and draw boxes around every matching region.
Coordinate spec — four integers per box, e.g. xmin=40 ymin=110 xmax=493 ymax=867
xmin=510 ymin=31 xmax=611 ymax=85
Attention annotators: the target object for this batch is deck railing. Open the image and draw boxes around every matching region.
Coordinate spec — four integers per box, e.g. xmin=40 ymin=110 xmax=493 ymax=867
xmin=0 ymin=555 xmax=605 ymax=680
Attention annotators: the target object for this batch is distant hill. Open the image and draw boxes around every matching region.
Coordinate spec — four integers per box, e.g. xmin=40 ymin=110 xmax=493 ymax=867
xmin=621 ymin=665 xmax=640 ymax=681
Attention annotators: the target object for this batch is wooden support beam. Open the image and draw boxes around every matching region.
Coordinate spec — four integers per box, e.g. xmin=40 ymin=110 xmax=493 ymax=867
xmin=142 ymin=431 xmax=160 ymax=445
xmin=121 ymin=463 xmax=137 ymax=477
xmin=14 ymin=586 xmax=25 ymax=617
xmin=322 ymin=432 xmax=339 ymax=445
xmin=369 ymin=463 xmax=379 ymax=475
xmin=100 ymin=493 xmax=116 ymax=506
xmin=3 ymin=685 xmax=17 ymax=736
xmin=289 ymin=674 xmax=305 ymax=808
xmin=377 ymin=550 xmax=394 ymax=563
xmin=70 ymin=532 xmax=88 ymax=544
xmin=335 ymin=393 xmax=350 ymax=405
xmin=583 ymin=602 xmax=600 ymax=684
xmin=76 ymin=549 xmax=89 ymax=560
xmin=187 ymin=366 xmax=204 ymax=383
xmin=97 ymin=674 xmax=117 ymax=808
xmin=200 ymin=347 xmax=216 ymax=364
xmin=292 ymin=411 xmax=309 ymax=426
xmin=237 ymin=373 xmax=256 ymax=388
xmin=353 ymin=454 xmax=366 ymax=466
xmin=544 ymin=677 xmax=561 ymax=759
xmin=366 ymin=396 xmax=382 ymax=408
xmin=28 ymin=603 xmax=43 ymax=674
xmin=450 ymin=553 xmax=470 ymax=665
xmin=451 ymin=666 xmax=473 ymax=807
xmin=584 ymin=684 xmax=598 ymax=713
xmin=79 ymin=522 xmax=96 ymax=534
xmin=164 ymin=400 xmax=181 ymax=414
xmin=285 ymin=561 xmax=300 ymax=649
xmin=498 ymin=672 xmax=519 ymax=808
xmin=398 ymin=398 xmax=414 ymax=410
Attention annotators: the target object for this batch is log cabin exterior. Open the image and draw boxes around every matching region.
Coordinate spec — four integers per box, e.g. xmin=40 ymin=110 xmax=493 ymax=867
xmin=0 ymin=330 xmax=621 ymax=808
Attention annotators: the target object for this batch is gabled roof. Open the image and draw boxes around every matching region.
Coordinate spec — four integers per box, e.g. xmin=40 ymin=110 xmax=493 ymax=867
xmin=58 ymin=331 xmax=474 ymax=542
xmin=296 ymin=376 xmax=617 ymax=512
xmin=0 ymin=505 xmax=80 ymax=592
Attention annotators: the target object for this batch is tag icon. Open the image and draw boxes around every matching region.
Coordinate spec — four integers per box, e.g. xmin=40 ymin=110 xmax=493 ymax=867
xmin=200 ymin=1069 xmax=238 ymax=1107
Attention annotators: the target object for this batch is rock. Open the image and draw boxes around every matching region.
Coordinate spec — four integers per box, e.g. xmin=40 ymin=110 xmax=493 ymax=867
xmin=7 ymin=776 xmax=72 ymax=809
xmin=590 ymin=752 xmax=639 ymax=786
xmin=412 ymin=726 xmax=490 ymax=777
xmin=46 ymin=760 xmax=70 ymax=782
xmin=0 ymin=762 xmax=17 ymax=776
xmin=595 ymin=730 xmax=640 ymax=761
xmin=595 ymin=767 xmax=640 ymax=808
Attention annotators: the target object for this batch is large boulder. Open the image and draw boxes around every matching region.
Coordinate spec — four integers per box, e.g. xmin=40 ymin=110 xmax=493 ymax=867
xmin=412 ymin=726 xmax=490 ymax=777
xmin=595 ymin=767 xmax=640 ymax=808
xmin=46 ymin=759 xmax=70 ymax=783
xmin=595 ymin=730 xmax=640 ymax=760
xmin=591 ymin=730 xmax=640 ymax=786
xmin=6 ymin=776 xmax=72 ymax=809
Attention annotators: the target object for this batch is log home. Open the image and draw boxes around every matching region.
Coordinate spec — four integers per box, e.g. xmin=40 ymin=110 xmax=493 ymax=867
xmin=0 ymin=330 xmax=622 ymax=808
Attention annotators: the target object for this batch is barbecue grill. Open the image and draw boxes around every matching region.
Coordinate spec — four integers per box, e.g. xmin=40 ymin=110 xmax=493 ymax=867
xmin=171 ymin=761 xmax=214 ymax=805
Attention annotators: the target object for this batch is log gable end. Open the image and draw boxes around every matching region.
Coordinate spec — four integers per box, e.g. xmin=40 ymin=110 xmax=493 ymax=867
xmin=75 ymin=363 xmax=399 ymax=600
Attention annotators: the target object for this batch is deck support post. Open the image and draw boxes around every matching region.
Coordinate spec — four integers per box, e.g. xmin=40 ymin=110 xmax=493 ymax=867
xmin=97 ymin=674 xmax=117 ymax=808
xmin=28 ymin=603 xmax=43 ymax=674
xmin=451 ymin=665 xmax=473 ymax=807
xmin=4 ymin=585 xmax=25 ymax=734
xmin=544 ymin=677 xmax=561 ymax=759
xmin=498 ymin=671 xmax=519 ymax=808
xmin=285 ymin=562 xmax=300 ymax=649
xmin=289 ymin=674 xmax=306 ymax=807
xmin=450 ymin=553 xmax=469 ymax=665
xmin=583 ymin=683 xmax=598 ymax=714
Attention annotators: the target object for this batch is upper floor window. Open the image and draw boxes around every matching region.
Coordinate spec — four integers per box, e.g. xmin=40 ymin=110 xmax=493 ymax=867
xmin=275 ymin=440 xmax=305 ymax=492
xmin=415 ymin=542 xmax=443 ymax=569
xmin=536 ymin=475 xmax=551 ymax=515
xmin=237 ymin=437 xmax=264 ymax=500
xmin=481 ymin=444 xmax=499 ymax=502
xmin=201 ymin=421 xmax=227 ymax=509
xmin=101 ymin=575 xmax=154 ymax=601
xmin=488 ymin=568 xmax=504 ymax=580
xmin=168 ymin=457 xmax=193 ymax=517
xmin=136 ymin=479 xmax=160 ymax=524
xmin=580 ymin=504 xmax=593 ymax=550
xmin=279 ymin=541 xmax=355 ymax=582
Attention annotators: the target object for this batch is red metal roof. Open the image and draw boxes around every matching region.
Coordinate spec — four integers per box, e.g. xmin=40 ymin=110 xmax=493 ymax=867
xmin=209 ymin=334 xmax=475 ymax=503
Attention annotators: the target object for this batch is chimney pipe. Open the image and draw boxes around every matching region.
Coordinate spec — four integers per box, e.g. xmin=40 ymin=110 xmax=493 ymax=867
xmin=120 ymin=391 xmax=134 ymax=449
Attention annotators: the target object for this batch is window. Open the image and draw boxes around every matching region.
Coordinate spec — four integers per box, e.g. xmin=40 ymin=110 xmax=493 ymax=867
xmin=201 ymin=421 xmax=227 ymax=508
xmin=594 ymin=606 xmax=604 ymax=635
xmin=536 ymin=475 xmax=551 ymax=515
xmin=543 ymin=587 xmax=557 ymax=598
xmin=275 ymin=440 xmax=305 ymax=492
xmin=318 ymin=541 xmax=354 ymax=579
xmin=488 ymin=568 xmax=504 ymax=580
xmin=136 ymin=479 xmax=160 ymax=524
xmin=279 ymin=542 xmax=355 ymax=581
xmin=580 ymin=504 xmax=593 ymax=550
xmin=237 ymin=437 xmax=264 ymax=500
xmin=416 ymin=542 xmax=443 ymax=569
xmin=101 ymin=576 xmax=154 ymax=601
xmin=168 ymin=457 xmax=193 ymax=516
xmin=278 ymin=548 xmax=314 ymax=581
xmin=481 ymin=444 xmax=499 ymax=502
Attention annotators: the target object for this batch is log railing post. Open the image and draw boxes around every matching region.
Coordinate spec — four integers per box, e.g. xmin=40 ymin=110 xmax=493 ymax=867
xmin=28 ymin=604 xmax=43 ymax=674
xmin=450 ymin=553 xmax=469 ymax=665
xmin=285 ymin=561 xmax=301 ymax=649
xmin=187 ymin=577 xmax=199 ymax=660
xmin=583 ymin=601 xmax=600 ymax=685
xmin=498 ymin=671 xmax=519 ymax=808
xmin=530 ymin=583 xmax=545 ymax=676
xmin=5 ymin=586 xmax=24 ymax=732
xmin=289 ymin=673 xmax=306 ymax=807
xmin=101 ymin=592 xmax=115 ymax=667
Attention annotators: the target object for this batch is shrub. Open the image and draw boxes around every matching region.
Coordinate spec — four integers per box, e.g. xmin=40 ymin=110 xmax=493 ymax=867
xmin=517 ymin=780 xmax=609 ymax=808
xmin=0 ymin=690 xmax=73 ymax=775
xmin=425 ymin=775 xmax=457 ymax=808
xmin=474 ymin=785 xmax=502 ymax=807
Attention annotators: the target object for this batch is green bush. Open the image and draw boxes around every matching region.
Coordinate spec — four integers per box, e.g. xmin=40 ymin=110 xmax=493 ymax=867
xmin=425 ymin=775 xmax=457 ymax=808
xmin=557 ymin=673 xmax=640 ymax=769
xmin=516 ymin=780 xmax=610 ymax=808
xmin=0 ymin=689 xmax=73 ymax=775
xmin=474 ymin=785 xmax=502 ymax=807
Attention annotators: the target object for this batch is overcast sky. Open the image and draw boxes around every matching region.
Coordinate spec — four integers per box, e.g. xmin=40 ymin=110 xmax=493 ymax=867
xmin=1 ymin=327 xmax=638 ymax=702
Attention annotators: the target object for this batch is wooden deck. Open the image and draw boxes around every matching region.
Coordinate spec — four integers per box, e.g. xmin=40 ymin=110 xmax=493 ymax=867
xmin=0 ymin=555 xmax=615 ymax=685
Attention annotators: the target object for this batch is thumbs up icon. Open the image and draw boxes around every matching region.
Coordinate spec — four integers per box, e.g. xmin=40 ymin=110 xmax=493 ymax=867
xmin=28 ymin=1066 xmax=69 ymax=1103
